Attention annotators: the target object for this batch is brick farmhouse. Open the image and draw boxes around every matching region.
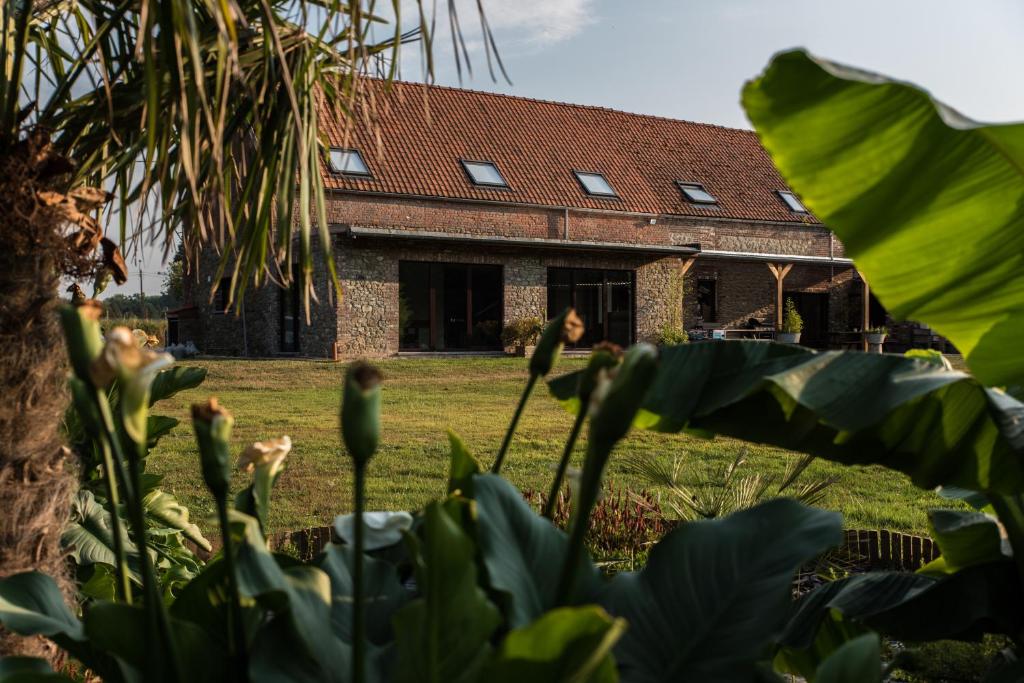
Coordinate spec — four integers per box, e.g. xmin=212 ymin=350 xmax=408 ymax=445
xmin=175 ymin=81 xmax=886 ymax=357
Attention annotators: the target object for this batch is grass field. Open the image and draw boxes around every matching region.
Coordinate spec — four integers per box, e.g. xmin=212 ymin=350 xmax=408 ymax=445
xmin=149 ymin=356 xmax=954 ymax=535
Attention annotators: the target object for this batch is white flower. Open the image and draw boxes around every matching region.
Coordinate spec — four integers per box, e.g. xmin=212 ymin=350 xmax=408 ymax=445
xmin=89 ymin=326 xmax=174 ymax=445
xmin=333 ymin=511 xmax=413 ymax=551
xmin=238 ymin=435 xmax=292 ymax=479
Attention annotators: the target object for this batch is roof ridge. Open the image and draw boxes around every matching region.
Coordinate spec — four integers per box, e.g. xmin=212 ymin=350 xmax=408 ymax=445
xmin=369 ymin=78 xmax=758 ymax=136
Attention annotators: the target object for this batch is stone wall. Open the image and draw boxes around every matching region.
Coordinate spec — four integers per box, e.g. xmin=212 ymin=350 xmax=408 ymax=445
xmin=334 ymin=237 xmax=685 ymax=357
xmin=189 ymin=236 xmax=338 ymax=358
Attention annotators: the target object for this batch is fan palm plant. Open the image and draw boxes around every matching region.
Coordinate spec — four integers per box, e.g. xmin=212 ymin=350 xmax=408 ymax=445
xmin=0 ymin=0 xmax=499 ymax=658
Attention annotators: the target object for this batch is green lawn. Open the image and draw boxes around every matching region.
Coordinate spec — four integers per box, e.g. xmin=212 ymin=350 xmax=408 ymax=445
xmin=149 ymin=356 xmax=952 ymax=535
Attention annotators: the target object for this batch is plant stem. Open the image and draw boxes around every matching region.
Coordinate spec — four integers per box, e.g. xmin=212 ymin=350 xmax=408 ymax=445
xmin=556 ymin=440 xmax=610 ymax=606
xmin=97 ymin=437 xmax=132 ymax=603
xmin=543 ymin=408 xmax=586 ymax=519
xmin=556 ymin=463 xmax=601 ymax=605
xmin=95 ymin=393 xmax=181 ymax=683
xmin=218 ymin=499 xmax=249 ymax=683
xmin=491 ymin=373 xmax=538 ymax=473
xmin=352 ymin=462 xmax=367 ymax=683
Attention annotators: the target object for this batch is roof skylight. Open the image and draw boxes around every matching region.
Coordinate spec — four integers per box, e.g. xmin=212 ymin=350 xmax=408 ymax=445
xmin=461 ymin=160 xmax=508 ymax=187
xmin=678 ymin=182 xmax=718 ymax=205
xmin=574 ymin=171 xmax=617 ymax=197
xmin=328 ymin=148 xmax=370 ymax=176
xmin=778 ymin=191 xmax=808 ymax=213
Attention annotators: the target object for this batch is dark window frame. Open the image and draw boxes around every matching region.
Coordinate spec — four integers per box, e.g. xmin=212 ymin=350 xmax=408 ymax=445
xmin=677 ymin=181 xmax=719 ymax=205
xmin=777 ymin=190 xmax=808 ymax=213
xmin=279 ymin=266 xmax=301 ymax=353
xmin=398 ymin=260 xmax=504 ymax=351
xmin=327 ymin=147 xmax=372 ymax=177
xmin=459 ymin=159 xmax=511 ymax=189
xmin=696 ymin=275 xmax=718 ymax=324
xmin=572 ymin=170 xmax=619 ymax=198
xmin=546 ymin=267 xmax=635 ymax=347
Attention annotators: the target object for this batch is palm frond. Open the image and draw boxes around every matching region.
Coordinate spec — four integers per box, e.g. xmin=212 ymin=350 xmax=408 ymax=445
xmin=5 ymin=0 xmax=502 ymax=312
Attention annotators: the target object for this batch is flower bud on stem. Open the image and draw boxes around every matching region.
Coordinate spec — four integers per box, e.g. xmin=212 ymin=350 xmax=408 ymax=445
xmin=340 ymin=362 xmax=383 ymax=683
xmin=542 ymin=343 xmax=623 ymax=519
xmin=556 ymin=344 xmax=658 ymax=605
xmin=494 ymin=309 xmax=584 ymax=474
xmin=193 ymin=399 xmax=249 ymax=683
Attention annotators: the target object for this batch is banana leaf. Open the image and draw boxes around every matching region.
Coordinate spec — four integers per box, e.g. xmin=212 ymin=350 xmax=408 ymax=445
xmin=742 ymin=49 xmax=1024 ymax=390
xmin=548 ymin=342 xmax=1024 ymax=493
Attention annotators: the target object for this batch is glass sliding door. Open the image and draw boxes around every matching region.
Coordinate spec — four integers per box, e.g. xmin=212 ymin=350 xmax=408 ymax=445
xmin=546 ymin=267 xmax=635 ymax=347
xmin=398 ymin=261 xmax=503 ymax=351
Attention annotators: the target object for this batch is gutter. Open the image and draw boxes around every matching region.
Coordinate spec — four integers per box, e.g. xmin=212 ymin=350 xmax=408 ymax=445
xmin=699 ymin=249 xmax=854 ymax=266
xmin=338 ymin=225 xmax=701 ymax=256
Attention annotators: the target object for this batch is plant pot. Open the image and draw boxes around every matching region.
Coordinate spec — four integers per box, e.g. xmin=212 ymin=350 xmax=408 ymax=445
xmin=865 ymin=333 xmax=887 ymax=345
xmin=776 ymin=332 xmax=801 ymax=344
xmin=510 ymin=344 xmax=536 ymax=357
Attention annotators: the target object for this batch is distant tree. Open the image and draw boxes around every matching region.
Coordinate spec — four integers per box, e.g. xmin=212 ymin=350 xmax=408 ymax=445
xmin=162 ymin=245 xmax=185 ymax=306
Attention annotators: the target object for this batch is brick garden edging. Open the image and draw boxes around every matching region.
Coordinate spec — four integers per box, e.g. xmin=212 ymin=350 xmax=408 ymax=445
xmin=254 ymin=525 xmax=941 ymax=571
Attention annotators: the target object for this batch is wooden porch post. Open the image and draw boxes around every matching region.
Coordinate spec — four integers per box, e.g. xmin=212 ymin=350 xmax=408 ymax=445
xmin=767 ymin=262 xmax=793 ymax=330
xmin=860 ymin=270 xmax=871 ymax=352
xmin=678 ymin=256 xmax=697 ymax=328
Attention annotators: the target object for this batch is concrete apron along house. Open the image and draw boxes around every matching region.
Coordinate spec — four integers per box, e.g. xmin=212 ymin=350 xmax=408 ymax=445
xmin=187 ymin=81 xmax=883 ymax=358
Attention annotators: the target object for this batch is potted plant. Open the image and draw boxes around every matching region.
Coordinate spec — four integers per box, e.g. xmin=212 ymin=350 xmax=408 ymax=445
xmin=865 ymin=325 xmax=888 ymax=345
xmin=501 ymin=317 xmax=544 ymax=356
xmin=777 ymin=298 xmax=803 ymax=344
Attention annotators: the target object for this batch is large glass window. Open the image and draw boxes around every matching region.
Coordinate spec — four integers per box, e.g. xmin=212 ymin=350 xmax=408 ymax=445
xmin=399 ymin=262 xmax=502 ymax=351
xmin=546 ymin=268 xmax=634 ymax=347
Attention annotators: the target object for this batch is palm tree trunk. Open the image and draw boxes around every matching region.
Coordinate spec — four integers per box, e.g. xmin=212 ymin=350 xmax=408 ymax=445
xmin=0 ymin=140 xmax=77 ymax=661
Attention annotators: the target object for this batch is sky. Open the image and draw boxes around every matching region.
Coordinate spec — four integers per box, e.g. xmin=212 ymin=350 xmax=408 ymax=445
xmin=118 ymin=0 xmax=1024 ymax=296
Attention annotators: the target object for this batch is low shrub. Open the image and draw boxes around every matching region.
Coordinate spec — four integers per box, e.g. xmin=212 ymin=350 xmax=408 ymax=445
xmin=653 ymin=323 xmax=688 ymax=346
xmin=500 ymin=316 xmax=544 ymax=347
xmin=782 ymin=298 xmax=803 ymax=334
xmin=101 ymin=316 xmax=167 ymax=341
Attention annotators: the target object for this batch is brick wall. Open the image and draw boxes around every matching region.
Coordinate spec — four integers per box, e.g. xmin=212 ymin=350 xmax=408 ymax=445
xmin=323 ymin=191 xmax=841 ymax=257
xmin=191 ymin=191 xmax=853 ymax=358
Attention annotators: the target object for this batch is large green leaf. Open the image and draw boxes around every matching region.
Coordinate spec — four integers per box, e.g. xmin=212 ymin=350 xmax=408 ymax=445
xmin=392 ymin=501 xmax=501 ymax=683
xmin=0 ymin=573 xmax=84 ymax=641
xmin=782 ymin=562 xmax=1024 ymax=647
xmin=742 ymin=49 xmax=1024 ymax=389
xmin=149 ymin=366 xmax=207 ymax=406
xmin=599 ymin=499 xmax=842 ymax=682
xmin=232 ymin=512 xmax=349 ymax=682
xmin=472 ymin=474 xmax=601 ymax=628
xmin=813 ymin=634 xmax=881 ymax=683
xmin=83 ymin=602 xmax=226 ymax=683
xmin=61 ymin=490 xmax=138 ymax=574
xmin=143 ymin=488 xmax=211 ymax=552
xmin=484 ymin=606 xmax=625 ymax=683
xmin=0 ymin=657 xmax=74 ymax=682
xmin=319 ymin=544 xmax=411 ymax=646
xmin=548 ymin=342 xmax=1024 ymax=493
xmin=920 ymin=509 xmax=1007 ymax=575
xmin=0 ymin=573 xmax=119 ymax=680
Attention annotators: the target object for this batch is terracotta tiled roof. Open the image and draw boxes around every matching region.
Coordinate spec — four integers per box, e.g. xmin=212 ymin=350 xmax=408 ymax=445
xmin=318 ymin=80 xmax=819 ymax=225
